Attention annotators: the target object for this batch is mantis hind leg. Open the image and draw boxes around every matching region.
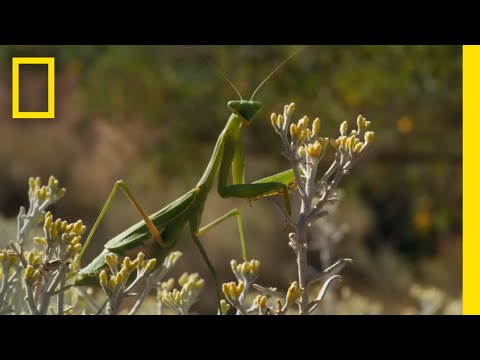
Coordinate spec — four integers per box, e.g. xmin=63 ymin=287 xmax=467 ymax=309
xmin=78 ymin=180 xmax=162 ymax=263
xmin=191 ymin=208 xmax=249 ymax=313
xmin=190 ymin=232 xmax=222 ymax=313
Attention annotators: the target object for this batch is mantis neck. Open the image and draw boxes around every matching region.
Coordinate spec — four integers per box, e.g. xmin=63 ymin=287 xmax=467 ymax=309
xmin=196 ymin=113 xmax=243 ymax=191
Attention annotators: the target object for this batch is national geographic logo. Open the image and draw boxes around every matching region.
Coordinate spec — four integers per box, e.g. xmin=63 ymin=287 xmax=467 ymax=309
xmin=12 ymin=57 xmax=55 ymax=119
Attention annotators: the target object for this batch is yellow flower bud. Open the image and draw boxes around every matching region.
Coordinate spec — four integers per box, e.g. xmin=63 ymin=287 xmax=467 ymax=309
xmin=25 ymin=265 xmax=34 ymax=278
xmin=104 ymin=253 xmax=118 ymax=268
xmin=190 ymin=273 xmax=200 ymax=283
xmin=307 ymin=142 xmax=323 ymax=158
xmin=123 ymin=257 xmax=133 ymax=272
xmin=44 ymin=212 xmax=53 ymax=226
xmin=34 ymin=177 xmax=42 ymax=188
xmin=306 ymin=129 xmax=312 ymax=139
xmin=357 ymin=115 xmax=366 ymax=130
xmin=48 ymin=175 xmax=58 ymax=188
xmin=220 ymin=299 xmax=231 ymax=315
xmin=99 ymin=270 xmax=108 ymax=287
xmin=297 ymin=146 xmax=306 ymax=158
xmin=288 ymin=102 xmax=295 ymax=115
xmin=33 ymin=237 xmax=47 ymax=247
xmin=33 ymin=255 xmax=41 ymax=265
xmin=353 ymin=142 xmax=364 ymax=154
xmin=222 ymin=283 xmax=230 ymax=297
xmin=131 ymin=259 xmax=139 ymax=268
xmin=194 ymin=278 xmax=205 ymax=290
xmin=277 ymin=115 xmax=284 ymax=129
xmin=178 ymin=273 xmax=189 ymax=286
xmin=72 ymin=244 xmax=82 ymax=253
xmin=250 ymin=259 xmax=260 ymax=272
xmin=236 ymin=282 xmax=245 ymax=296
xmin=346 ymin=135 xmax=356 ymax=151
xmin=230 ymin=259 xmax=238 ymax=274
xmin=35 ymin=188 xmax=44 ymax=200
xmin=50 ymin=226 xmax=58 ymax=240
xmin=73 ymin=220 xmax=86 ymax=235
xmin=258 ymin=295 xmax=267 ymax=309
xmin=286 ymin=281 xmax=304 ymax=304
xmin=71 ymin=236 xmax=81 ymax=246
xmin=340 ymin=121 xmax=348 ymax=136
xmin=7 ymin=254 xmax=19 ymax=266
xmin=0 ymin=252 xmax=4 ymax=262
xmin=312 ymin=117 xmax=321 ymax=135
xmin=163 ymin=278 xmax=175 ymax=291
xmin=145 ymin=258 xmax=157 ymax=272
xmin=298 ymin=116 xmax=309 ymax=131
xmin=108 ymin=276 xmax=117 ymax=290
xmin=298 ymin=130 xmax=307 ymax=144
xmin=290 ymin=123 xmax=298 ymax=137
xmin=270 ymin=113 xmax=277 ymax=127
xmin=137 ymin=252 xmax=145 ymax=264
xmin=28 ymin=177 xmax=35 ymax=190
xmin=116 ymin=271 xmax=125 ymax=285
xmin=364 ymin=131 xmax=375 ymax=145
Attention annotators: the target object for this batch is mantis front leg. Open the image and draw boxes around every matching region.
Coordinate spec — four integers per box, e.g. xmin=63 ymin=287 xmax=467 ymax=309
xmin=196 ymin=208 xmax=247 ymax=261
xmin=218 ymin=133 xmax=295 ymax=217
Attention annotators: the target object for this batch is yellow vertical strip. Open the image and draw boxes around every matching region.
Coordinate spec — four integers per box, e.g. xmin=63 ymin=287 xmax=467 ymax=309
xmin=47 ymin=58 xmax=55 ymax=118
xmin=463 ymin=45 xmax=480 ymax=314
xmin=12 ymin=58 xmax=19 ymax=117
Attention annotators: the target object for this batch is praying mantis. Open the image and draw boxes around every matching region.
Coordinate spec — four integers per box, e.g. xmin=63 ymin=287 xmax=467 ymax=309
xmin=73 ymin=49 xmax=301 ymax=309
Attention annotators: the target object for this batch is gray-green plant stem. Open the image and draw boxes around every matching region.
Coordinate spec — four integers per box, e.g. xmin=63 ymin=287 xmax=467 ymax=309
xmin=129 ymin=266 xmax=170 ymax=315
xmin=279 ymin=127 xmax=315 ymax=313
xmin=38 ymin=263 xmax=69 ymax=315
xmin=0 ymin=265 xmax=20 ymax=314
xmin=106 ymin=269 xmax=152 ymax=314
xmin=275 ymin=110 xmax=359 ymax=315
xmin=78 ymin=287 xmax=100 ymax=313
xmin=8 ymin=241 xmax=40 ymax=315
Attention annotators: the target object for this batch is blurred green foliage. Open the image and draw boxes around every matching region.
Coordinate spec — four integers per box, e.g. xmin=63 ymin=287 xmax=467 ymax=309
xmin=0 ymin=45 xmax=461 ymax=312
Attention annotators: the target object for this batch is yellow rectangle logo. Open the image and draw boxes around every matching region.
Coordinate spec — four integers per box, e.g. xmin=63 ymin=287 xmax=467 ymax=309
xmin=12 ymin=57 xmax=55 ymax=119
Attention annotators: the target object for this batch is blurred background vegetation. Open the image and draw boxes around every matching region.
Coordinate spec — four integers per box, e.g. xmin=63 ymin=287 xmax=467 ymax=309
xmin=0 ymin=45 xmax=461 ymax=314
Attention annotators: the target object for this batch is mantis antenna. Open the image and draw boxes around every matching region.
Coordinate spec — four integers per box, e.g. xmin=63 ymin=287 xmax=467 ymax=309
xmin=250 ymin=46 xmax=305 ymax=101
xmin=184 ymin=46 xmax=243 ymax=100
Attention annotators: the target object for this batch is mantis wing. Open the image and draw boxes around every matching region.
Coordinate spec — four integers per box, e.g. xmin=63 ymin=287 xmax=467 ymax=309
xmin=104 ymin=189 xmax=197 ymax=252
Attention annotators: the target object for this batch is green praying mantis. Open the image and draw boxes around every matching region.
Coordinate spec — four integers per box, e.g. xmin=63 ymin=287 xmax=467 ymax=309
xmin=73 ymin=49 xmax=302 ymax=309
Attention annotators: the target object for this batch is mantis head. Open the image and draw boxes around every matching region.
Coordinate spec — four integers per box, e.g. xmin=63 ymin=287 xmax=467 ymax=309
xmin=228 ymin=100 xmax=263 ymax=123
xmin=222 ymin=47 xmax=303 ymax=123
